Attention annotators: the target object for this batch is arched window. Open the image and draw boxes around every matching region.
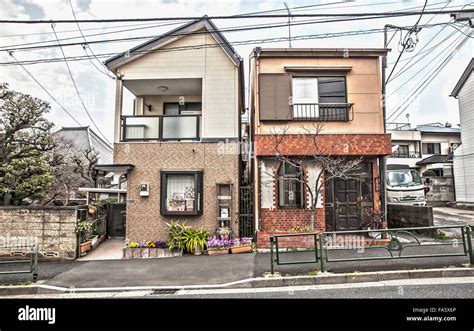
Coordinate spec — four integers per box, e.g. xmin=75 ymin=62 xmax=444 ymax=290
xmin=278 ymin=161 xmax=304 ymax=208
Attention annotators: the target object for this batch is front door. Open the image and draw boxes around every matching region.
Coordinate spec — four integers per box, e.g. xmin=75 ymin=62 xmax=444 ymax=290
xmin=334 ymin=178 xmax=360 ymax=231
xmin=107 ymin=203 xmax=126 ymax=238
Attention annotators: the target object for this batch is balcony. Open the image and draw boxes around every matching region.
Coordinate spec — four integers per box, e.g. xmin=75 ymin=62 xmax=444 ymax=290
xmin=121 ymin=115 xmax=200 ymax=141
xmin=390 ymin=150 xmax=421 ymax=158
xmin=292 ymin=103 xmax=353 ymax=121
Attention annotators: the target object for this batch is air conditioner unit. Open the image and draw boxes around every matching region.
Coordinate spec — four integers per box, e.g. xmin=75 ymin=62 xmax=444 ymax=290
xmin=409 ymin=154 xmax=417 ymax=158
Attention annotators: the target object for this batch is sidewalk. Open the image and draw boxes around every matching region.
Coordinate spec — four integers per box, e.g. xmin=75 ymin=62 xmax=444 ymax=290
xmin=0 ymin=243 xmax=471 ymax=288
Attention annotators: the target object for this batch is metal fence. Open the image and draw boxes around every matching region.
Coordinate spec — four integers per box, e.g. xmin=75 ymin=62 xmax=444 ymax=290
xmin=0 ymin=244 xmax=39 ymax=281
xmin=269 ymin=225 xmax=474 ymax=274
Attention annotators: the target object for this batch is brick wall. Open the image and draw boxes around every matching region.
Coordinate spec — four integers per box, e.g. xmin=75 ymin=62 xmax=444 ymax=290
xmin=255 ymin=134 xmax=392 ymax=156
xmin=0 ymin=206 xmax=78 ymax=260
xmin=114 ymin=142 xmax=239 ymax=241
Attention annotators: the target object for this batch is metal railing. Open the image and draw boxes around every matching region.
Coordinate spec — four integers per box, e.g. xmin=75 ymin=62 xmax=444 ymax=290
xmin=387 ymin=122 xmax=412 ymax=131
xmin=121 ymin=114 xmax=201 ymax=141
xmin=292 ymin=103 xmax=353 ymax=121
xmin=270 ymin=232 xmax=319 ymax=274
xmin=0 ymin=244 xmax=39 ymax=281
xmin=390 ymin=150 xmax=421 ymax=158
xmin=269 ymin=225 xmax=474 ymax=274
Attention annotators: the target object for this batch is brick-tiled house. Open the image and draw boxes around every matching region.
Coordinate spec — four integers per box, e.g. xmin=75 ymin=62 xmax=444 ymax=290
xmin=248 ymin=48 xmax=392 ymax=247
xmin=104 ymin=18 xmax=244 ymax=241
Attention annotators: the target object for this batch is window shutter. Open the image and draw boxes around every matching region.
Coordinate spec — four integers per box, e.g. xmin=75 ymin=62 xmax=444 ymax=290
xmin=259 ymin=74 xmax=292 ymax=120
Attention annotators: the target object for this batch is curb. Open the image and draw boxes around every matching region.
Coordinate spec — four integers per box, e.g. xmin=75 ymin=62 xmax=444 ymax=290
xmin=0 ymin=267 xmax=473 ymax=296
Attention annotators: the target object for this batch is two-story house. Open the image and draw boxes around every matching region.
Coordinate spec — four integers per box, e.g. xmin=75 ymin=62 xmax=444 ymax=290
xmin=248 ymin=48 xmax=392 ymax=247
xmin=451 ymin=57 xmax=474 ymax=206
xmin=103 ymin=18 xmax=244 ymax=241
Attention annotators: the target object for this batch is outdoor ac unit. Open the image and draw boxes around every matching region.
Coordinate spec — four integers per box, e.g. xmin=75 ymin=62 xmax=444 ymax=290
xmin=410 ymin=154 xmax=417 ymax=158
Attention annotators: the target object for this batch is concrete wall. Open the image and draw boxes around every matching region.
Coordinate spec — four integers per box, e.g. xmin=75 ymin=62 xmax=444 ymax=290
xmin=387 ymin=204 xmax=433 ymax=229
xmin=114 ymin=142 xmax=239 ymax=241
xmin=0 ymin=206 xmax=78 ymax=260
xmin=423 ymin=176 xmax=455 ymax=206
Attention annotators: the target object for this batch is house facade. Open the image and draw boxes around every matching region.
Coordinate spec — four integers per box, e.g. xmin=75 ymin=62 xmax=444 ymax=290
xmin=451 ymin=58 xmax=474 ymax=205
xmin=387 ymin=122 xmax=461 ymax=205
xmin=104 ymin=18 xmax=244 ymax=241
xmin=248 ymin=48 xmax=392 ymax=247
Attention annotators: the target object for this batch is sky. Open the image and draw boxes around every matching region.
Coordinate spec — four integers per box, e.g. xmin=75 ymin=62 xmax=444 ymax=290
xmin=0 ymin=0 xmax=472 ymax=143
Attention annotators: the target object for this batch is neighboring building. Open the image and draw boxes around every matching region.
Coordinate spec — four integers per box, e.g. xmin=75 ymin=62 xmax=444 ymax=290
xmin=248 ymin=48 xmax=391 ymax=246
xmin=387 ymin=122 xmax=461 ymax=206
xmin=451 ymin=58 xmax=474 ymax=206
xmin=54 ymin=126 xmax=113 ymax=164
xmin=104 ymin=18 xmax=245 ymax=240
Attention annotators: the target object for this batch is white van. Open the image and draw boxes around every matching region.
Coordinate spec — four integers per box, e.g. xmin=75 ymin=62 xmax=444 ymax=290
xmin=386 ymin=165 xmax=427 ymax=206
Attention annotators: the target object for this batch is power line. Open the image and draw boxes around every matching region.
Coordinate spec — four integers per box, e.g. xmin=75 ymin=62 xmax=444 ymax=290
xmin=7 ymin=52 xmax=83 ymax=126
xmin=1 ymin=22 xmax=449 ymax=67
xmin=68 ymin=0 xmax=115 ymax=79
xmin=51 ymin=23 xmax=112 ymax=146
xmin=1 ymin=9 xmax=473 ymax=23
xmin=387 ymin=29 xmax=471 ymax=122
xmin=386 ymin=0 xmax=428 ymax=84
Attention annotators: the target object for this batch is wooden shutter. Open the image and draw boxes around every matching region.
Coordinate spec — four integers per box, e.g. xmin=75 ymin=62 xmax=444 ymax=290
xmin=259 ymin=74 xmax=292 ymax=120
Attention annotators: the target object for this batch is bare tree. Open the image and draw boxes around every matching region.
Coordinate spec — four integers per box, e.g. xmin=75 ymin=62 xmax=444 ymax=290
xmin=265 ymin=122 xmax=362 ymax=231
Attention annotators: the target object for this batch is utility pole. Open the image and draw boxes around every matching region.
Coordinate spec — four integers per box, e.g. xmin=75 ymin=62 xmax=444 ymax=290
xmin=284 ymin=2 xmax=292 ymax=47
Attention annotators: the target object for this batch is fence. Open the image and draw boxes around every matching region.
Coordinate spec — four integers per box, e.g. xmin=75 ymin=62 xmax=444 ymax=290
xmin=269 ymin=225 xmax=474 ymax=274
xmin=0 ymin=244 xmax=39 ymax=281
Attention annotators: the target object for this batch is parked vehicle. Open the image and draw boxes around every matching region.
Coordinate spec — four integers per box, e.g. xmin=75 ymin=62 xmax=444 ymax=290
xmin=386 ymin=165 xmax=427 ymax=206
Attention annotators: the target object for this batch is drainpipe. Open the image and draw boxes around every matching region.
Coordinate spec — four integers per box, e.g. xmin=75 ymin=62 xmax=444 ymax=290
xmin=380 ymin=26 xmax=389 ymax=226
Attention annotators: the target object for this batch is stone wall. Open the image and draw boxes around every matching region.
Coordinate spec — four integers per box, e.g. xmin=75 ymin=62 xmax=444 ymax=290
xmin=0 ymin=206 xmax=79 ymax=260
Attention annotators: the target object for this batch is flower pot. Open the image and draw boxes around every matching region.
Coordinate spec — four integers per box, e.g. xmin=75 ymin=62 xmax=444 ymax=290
xmin=207 ymin=249 xmax=229 ymax=255
xmin=79 ymin=241 xmax=91 ymax=253
xmin=193 ymin=245 xmax=203 ymax=256
xmin=230 ymin=245 xmax=252 ymax=254
xmin=88 ymin=235 xmax=99 ymax=248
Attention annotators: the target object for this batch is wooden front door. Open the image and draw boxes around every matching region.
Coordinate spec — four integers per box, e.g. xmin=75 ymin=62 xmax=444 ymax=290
xmin=334 ymin=178 xmax=360 ymax=231
xmin=107 ymin=203 xmax=126 ymax=238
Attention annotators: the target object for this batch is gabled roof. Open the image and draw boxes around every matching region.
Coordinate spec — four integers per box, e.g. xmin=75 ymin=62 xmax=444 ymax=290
xmin=450 ymin=58 xmax=474 ymax=98
xmin=105 ymin=16 xmax=242 ymax=73
xmin=416 ymin=154 xmax=453 ymax=165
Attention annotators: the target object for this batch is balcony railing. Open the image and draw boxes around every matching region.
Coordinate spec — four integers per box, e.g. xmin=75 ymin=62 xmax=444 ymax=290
xmin=387 ymin=122 xmax=412 ymax=131
xmin=390 ymin=151 xmax=421 ymax=158
xmin=121 ymin=115 xmax=200 ymax=141
xmin=292 ymin=103 xmax=353 ymax=121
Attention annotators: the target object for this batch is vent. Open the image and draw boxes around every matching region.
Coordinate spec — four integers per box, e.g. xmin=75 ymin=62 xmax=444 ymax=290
xmin=151 ymin=289 xmax=178 ymax=295
xmin=42 ymin=251 xmax=59 ymax=257
xmin=10 ymin=251 xmax=26 ymax=257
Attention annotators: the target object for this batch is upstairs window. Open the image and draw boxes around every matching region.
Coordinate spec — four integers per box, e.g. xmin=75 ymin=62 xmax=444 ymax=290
xmin=422 ymin=143 xmax=441 ymax=155
xmin=278 ymin=162 xmax=304 ymax=208
xmin=292 ymin=76 xmax=347 ymax=120
xmin=164 ymin=102 xmax=202 ymax=115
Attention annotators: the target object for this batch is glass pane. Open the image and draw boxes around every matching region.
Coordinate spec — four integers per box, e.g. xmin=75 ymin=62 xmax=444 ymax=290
xmin=164 ymin=103 xmax=180 ymax=115
xmin=166 ymin=175 xmax=195 ymax=212
xmin=162 ymin=116 xmax=198 ymax=140
xmin=318 ymin=77 xmax=346 ymax=100
xmin=124 ymin=117 xmax=159 ymax=139
xmin=292 ymin=77 xmax=318 ymax=104
xmin=361 ymin=178 xmax=373 ymax=202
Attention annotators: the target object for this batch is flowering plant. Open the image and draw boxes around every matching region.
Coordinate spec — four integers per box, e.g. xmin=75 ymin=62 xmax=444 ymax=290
xmin=232 ymin=237 xmax=253 ymax=248
xmin=206 ymin=236 xmax=233 ymax=250
xmin=128 ymin=240 xmax=168 ymax=248
xmin=216 ymin=226 xmax=231 ymax=238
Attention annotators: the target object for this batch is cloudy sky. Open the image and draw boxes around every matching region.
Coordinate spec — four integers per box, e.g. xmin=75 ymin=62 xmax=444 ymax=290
xmin=0 ymin=0 xmax=472 ymax=143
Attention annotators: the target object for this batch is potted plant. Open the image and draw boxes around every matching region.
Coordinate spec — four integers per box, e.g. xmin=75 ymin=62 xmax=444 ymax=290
xmin=361 ymin=209 xmax=385 ymax=239
xmin=206 ymin=236 xmax=232 ymax=255
xmin=184 ymin=229 xmax=208 ymax=255
xmin=230 ymin=237 xmax=253 ymax=254
xmin=75 ymin=220 xmax=92 ymax=255
xmin=216 ymin=226 xmax=231 ymax=240
xmin=166 ymin=221 xmax=189 ymax=255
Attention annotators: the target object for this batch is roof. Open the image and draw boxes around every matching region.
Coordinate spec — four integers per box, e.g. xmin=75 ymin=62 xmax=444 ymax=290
xmin=416 ymin=124 xmax=461 ymax=134
xmin=105 ymin=16 xmax=242 ymax=72
xmin=54 ymin=126 xmax=113 ymax=164
xmin=416 ymin=154 xmax=453 ymax=165
xmin=450 ymin=58 xmax=474 ymax=97
xmin=252 ymin=47 xmax=390 ymax=58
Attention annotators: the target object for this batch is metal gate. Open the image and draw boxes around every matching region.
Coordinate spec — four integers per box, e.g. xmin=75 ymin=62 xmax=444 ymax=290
xmin=107 ymin=203 xmax=126 ymax=238
xmin=239 ymin=185 xmax=254 ymax=238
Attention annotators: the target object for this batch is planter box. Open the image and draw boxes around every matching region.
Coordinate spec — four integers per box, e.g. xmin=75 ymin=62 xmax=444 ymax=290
xmin=88 ymin=235 xmax=99 ymax=249
xmin=230 ymin=245 xmax=252 ymax=254
xmin=123 ymin=248 xmax=182 ymax=259
xmin=207 ymin=249 xmax=229 ymax=255
xmin=79 ymin=241 xmax=91 ymax=253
